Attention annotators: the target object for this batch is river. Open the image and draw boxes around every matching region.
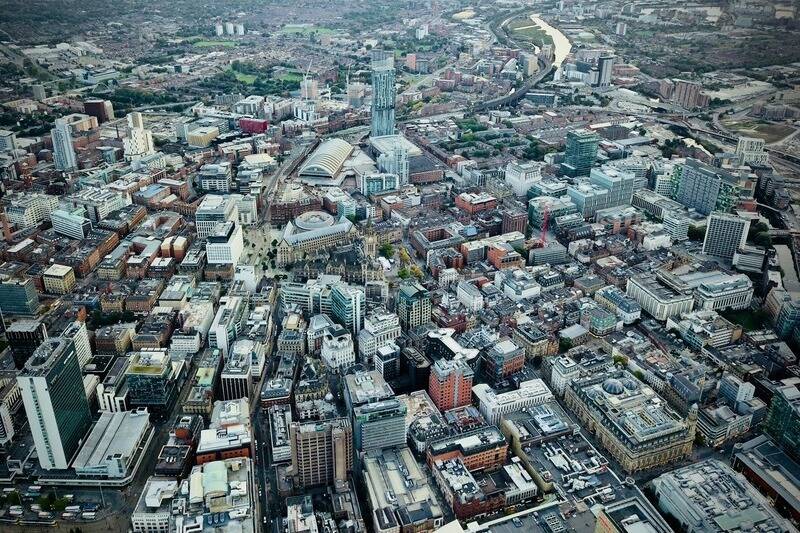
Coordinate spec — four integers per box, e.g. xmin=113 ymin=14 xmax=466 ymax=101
xmin=529 ymin=14 xmax=572 ymax=68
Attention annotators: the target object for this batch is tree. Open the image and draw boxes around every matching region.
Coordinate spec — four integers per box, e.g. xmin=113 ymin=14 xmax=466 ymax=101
xmin=379 ymin=243 xmax=395 ymax=258
xmin=398 ymin=267 xmax=410 ymax=279
xmin=271 ymin=239 xmax=278 ymax=247
xmin=687 ymin=225 xmax=706 ymax=241
xmin=613 ymin=354 xmax=629 ymax=367
xmin=398 ymin=247 xmax=411 ymax=265
xmin=753 ymin=232 xmax=772 ymax=247
xmin=410 ymin=265 xmax=424 ymax=279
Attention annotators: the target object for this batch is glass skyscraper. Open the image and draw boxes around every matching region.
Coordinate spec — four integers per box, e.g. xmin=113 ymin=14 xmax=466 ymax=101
xmin=17 ymin=337 xmax=92 ymax=469
xmin=370 ymin=55 xmax=396 ymax=138
xmin=562 ymin=129 xmax=599 ymax=177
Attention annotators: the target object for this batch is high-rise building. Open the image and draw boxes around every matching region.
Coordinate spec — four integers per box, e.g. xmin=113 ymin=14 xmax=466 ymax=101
xmin=702 ymin=212 xmax=750 ymax=262
xmin=51 ymin=118 xmax=78 ymax=172
xmin=562 ymin=129 xmax=599 ymax=177
xmin=672 ymin=79 xmax=703 ymax=109
xmin=205 ymin=221 xmax=244 ymax=266
xmin=357 ymin=308 xmax=401 ymax=364
xmin=83 ymin=99 xmax=115 ymax=123
xmin=596 ymin=55 xmax=614 ymax=88
xmin=289 ymin=418 xmax=353 ymax=488
xmin=397 ymin=282 xmax=431 ymax=330
xmin=674 ymin=159 xmax=744 ymax=216
xmin=764 ymin=384 xmax=800 ymax=460
xmin=735 ymin=136 xmax=768 ymax=166
xmin=331 ymin=284 xmax=365 ymax=334
xmin=428 ymin=358 xmax=474 ymax=411
xmin=0 ymin=278 xmax=39 ymax=316
xmin=353 ymin=399 xmax=407 ymax=453
xmin=17 ymin=337 xmax=92 ymax=469
xmin=370 ymin=55 xmax=396 ymax=138
xmin=123 ymin=112 xmax=155 ymax=161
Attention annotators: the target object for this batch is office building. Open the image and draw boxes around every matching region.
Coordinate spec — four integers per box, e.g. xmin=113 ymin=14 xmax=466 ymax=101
xmin=125 ymin=349 xmax=183 ymax=416
xmin=0 ymin=278 xmax=39 ymax=316
xmin=4 ymin=192 xmax=59 ymax=229
xmin=357 ymin=308 xmax=401 ymax=364
xmin=371 ymin=55 xmax=396 ymax=137
xmin=64 ymin=187 xmax=129 ymax=222
xmin=289 ymin=418 xmax=353 ymax=488
xmin=51 ymin=207 xmax=93 ymax=239
xmin=276 ymin=211 xmax=354 ymax=266
xmin=736 ymin=136 xmax=768 ymax=166
xmin=472 ymin=379 xmax=554 ymax=424
xmin=428 ymin=358 xmax=474 ymax=412
xmin=564 ymin=369 xmax=696 ymax=473
xmin=353 ymin=399 xmax=407 ymax=452
xmin=131 ymin=478 xmax=180 ymax=532
xmin=596 ymin=55 xmax=614 ymax=88
xmin=672 ymin=79 xmax=705 ymax=109
xmin=123 ymin=112 xmax=155 ymax=161
xmin=397 ymin=282 xmax=431 ymax=329
xmin=363 ymin=447 xmax=444 ymax=533
xmin=195 ymin=194 xmax=239 ymax=239
xmin=205 ymin=222 xmax=244 ymax=266
xmin=321 ymin=326 xmax=355 ymax=371
xmin=653 ymin=460 xmax=792 ymax=533
xmin=17 ymin=338 xmax=92 ymax=469
xmin=626 ymin=273 xmax=694 ymax=321
xmin=51 ymin=118 xmax=78 ymax=172
xmin=331 ymin=283 xmax=365 ymax=334
xmin=83 ymin=99 xmax=115 ymax=123
xmin=764 ymin=384 xmax=800 ymax=460
xmin=674 ymin=158 xmax=746 ymax=216
xmin=43 ymin=263 xmax=76 ymax=294
xmin=702 ymin=212 xmax=750 ymax=262
xmin=562 ymin=129 xmax=599 ymax=177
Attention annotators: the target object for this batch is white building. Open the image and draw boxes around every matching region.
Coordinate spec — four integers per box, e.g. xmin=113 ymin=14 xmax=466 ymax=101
xmin=702 ymin=213 xmax=750 ymax=262
xmin=321 ymin=327 xmax=355 ymax=371
xmin=51 ymin=207 xmax=92 ymax=240
xmin=5 ymin=193 xmax=59 ymax=229
xmin=131 ymin=477 xmax=180 ymax=533
xmin=64 ymin=187 xmax=129 ymax=222
xmin=72 ymin=409 xmax=151 ymax=478
xmin=505 ymin=160 xmax=543 ymax=198
xmin=123 ymin=112 xmax=155 ymax=162
xmin=357 ymin=308 xmax=401 ymax=364
xmin=51 ymin=118 xmax=77 ymax=171
xmin=196 ymin=194 xmax=239 ymax=239
xmin=456 ymin=281 xmax=484 ymax=311
xmin=626 ymin=274 xmax=694 ymax=321
xmin=472 ymin=379 xmax=554 ymax=423
xmin=198 ymin=162 xmax=233 ymax=193
xmin=206 ymin=222 xmax=244 ymax=265
xmin=735 ymin=136 xmax=768 ymax=166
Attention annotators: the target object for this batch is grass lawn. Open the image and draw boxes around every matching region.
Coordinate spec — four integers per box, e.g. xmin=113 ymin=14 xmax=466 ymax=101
xmin=507 ymin=17 xmax=554 ymax=47
xmin=722 ymin=118 xmax=795 ymax=144
xmin=279 ymin=25 xmax=336 ymax=36
xmin=231 ymin=70 xmax=257 ymax=84
xmin=194 ymin=40 xmax=237 ymax=48
xmin=278 ymin=71 xmax=304 ymax=82
xmin=721 ymin=309 xmax=770 ymax=331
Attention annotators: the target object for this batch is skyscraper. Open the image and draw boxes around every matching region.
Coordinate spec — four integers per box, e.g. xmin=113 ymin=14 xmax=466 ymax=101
xmin=51 ymin=118 xmax=78 ymax=172
xmin=17 ymin=337 xmax=92 ymax=469
xmin=123 ymin=112 xmax=155 ymax=161
xmin=596 ymin=55 xmax=614 ymax=88
xmin=562 ymin=129 xmax=599 ymax=177
xmin=674 ymin=158 xmax=742 ymax=216
xmin=702 ymin=212 xmax=750 ymax=262
xmin=370 ymin=54 xmax=396 ymax=138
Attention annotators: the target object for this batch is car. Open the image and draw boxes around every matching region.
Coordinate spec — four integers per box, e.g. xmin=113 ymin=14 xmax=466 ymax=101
xmin=512 ymin=517 xmax=523 ymax=527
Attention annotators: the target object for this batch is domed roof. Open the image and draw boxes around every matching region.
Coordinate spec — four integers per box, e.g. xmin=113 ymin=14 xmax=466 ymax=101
xmin=294 ymin=210 xmax=335 ymax=231
xmin=602 ymin=378 xmax=625 ymax=395
xmin=622 ymin=378 xmax=639 ymax=391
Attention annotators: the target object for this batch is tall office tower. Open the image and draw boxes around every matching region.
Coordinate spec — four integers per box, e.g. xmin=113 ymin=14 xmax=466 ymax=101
xmin=397 ymin=282 xmax=432 ymax=330
xmin=289 ymin=418 xmax=353 ymax=488
xmin=370 ymin=54 xmax=396 ymax=138
xmin=674 ymin=158 xmax=742 ymax=216
xmin=51 ymin=118 xmax=78 ymax=172
xmin=562 ymin=129 xmax=599 ymax=177
xmin=428 ymin=358 xmax=474 ymax=411
xmin=702 ymin=212 xmax=750 ymax=262
xmin=735 ymin=136 xmax=768 ymax=166
xmin=17 ymin=338 xmax=92 ymax=469
xmin=123 ymin=112 xmax=155 ymax=161
xmin=596 ymin=55 xmax=614 ymax=88
xmin=377 ymin=137 xmax=409 ymax=185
